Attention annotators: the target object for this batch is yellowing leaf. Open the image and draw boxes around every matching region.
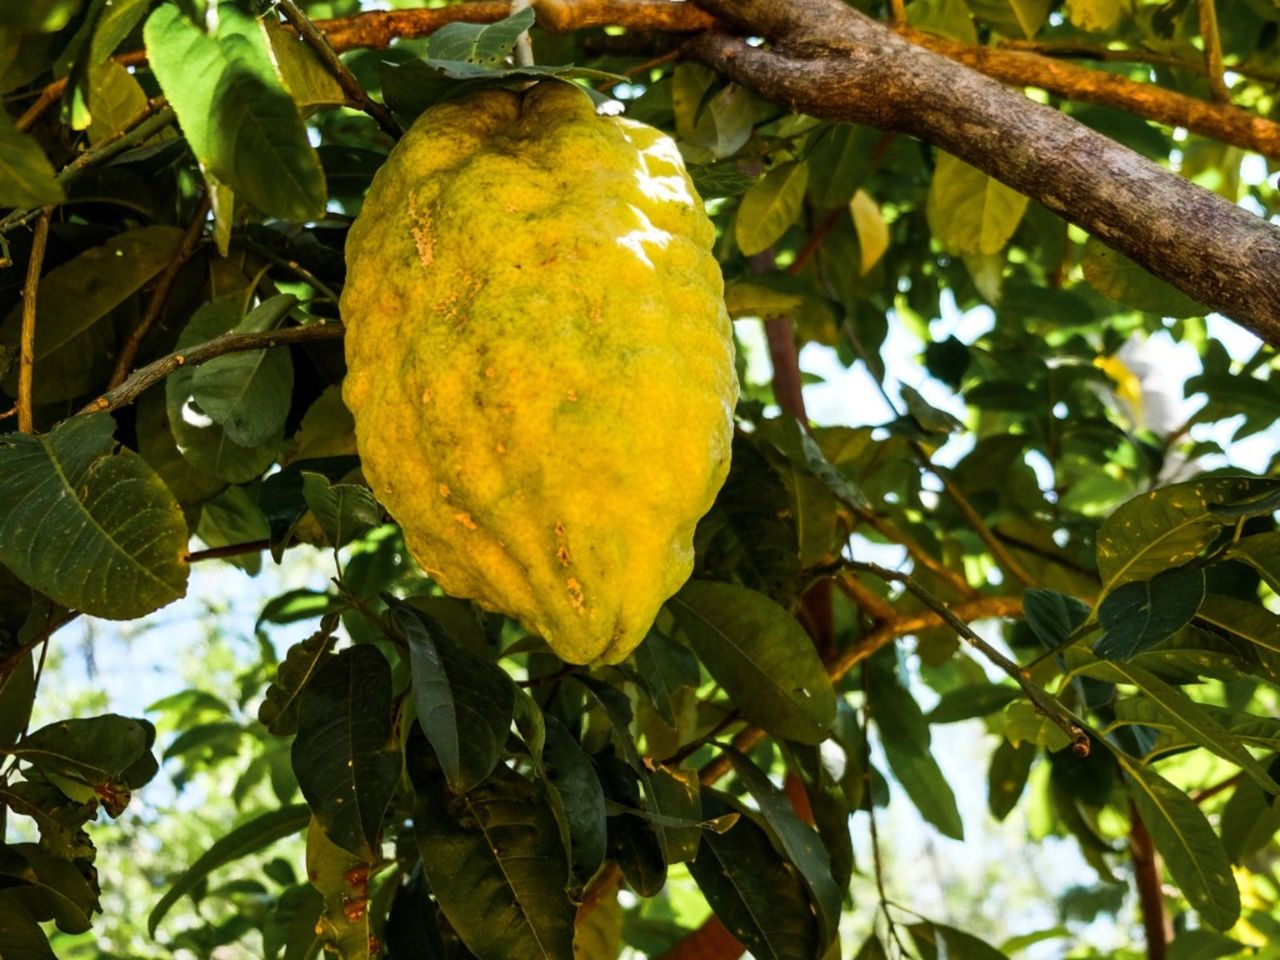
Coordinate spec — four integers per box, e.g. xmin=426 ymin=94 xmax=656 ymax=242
xmin=849 ymin=189 xmax=888 ymax=275
xmin=927 ymin=151 xmax=1028 ymax=256
xmin=736 ymin=161 xmax=808 ymax=256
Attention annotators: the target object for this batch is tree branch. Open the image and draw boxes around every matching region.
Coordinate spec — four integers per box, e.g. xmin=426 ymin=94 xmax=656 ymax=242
xmin=276 ymin=0 xmax=403 ymax=138
xmin=17 ymin=209 xmax=51 ymax=434
xmin=1130 ymin=802 xmax=1172 ymax=960
xmin=685 ymin=23 xmax=1280 ymax=345
xmin=82 ymin=323 xmax=346 ymax=416
xmin=108 ymin=195 xmax=211 ymax=390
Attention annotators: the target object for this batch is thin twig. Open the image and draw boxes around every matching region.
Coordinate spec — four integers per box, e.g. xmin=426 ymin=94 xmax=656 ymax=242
xmin=81 ymin=323 xmax=346 ymax=416
xmin=1197 ymin=0 xmax=1229 ymax=102
xmin=862 ymin=663 xmax=911 ymax=958
xmin=234 ymin=238 xmax=342 ymax=302
xmin=274 ymin=0 xmax=402 ymax=138
xmin=108 ymin=196 xmax=212 ymax=389
xmin=0 ymin=611 xmax=80 ymax=684
xmin=186 ymin=539 xmax=274 ymax=563
xmin=844 ymin=561 xmax=1089 ymax=755
xmin=1190 ymin=771 xmax=1244 ymax=805
xmin=1 ymin=102 xmax=175 ymax=236
xmin=17 ymin=209 xmax=52 ymax=433
xmin=854 ymin=507 xmax=977 ymax=599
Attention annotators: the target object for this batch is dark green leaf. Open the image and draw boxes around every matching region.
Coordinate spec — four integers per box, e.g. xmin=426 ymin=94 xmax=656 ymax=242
xmin=1225 ymin=531 xmax=1280 ymax=593
xmin=927 ymin=683 xmax=1021 ymax=723
xmin=1094 ymin=566 xmax=1206 ymax=660
xmin=0 ymin=226 xmax=183 ymax=402
xmin=148 ymin=804 xmax=310 ymax=936
xmin=0 ymin=896 xmax=57 ymax=960
xmin=392 ymin=600 xmax=513 ymax=793
xmin=259 ymin=622 xmax=339 ymax=736
xmin=0 ymin=414 xmax=189 ymax=619
xmin=632 ymin=628 xmax=699 ymax=727
xmin=988 ymin=738 xmax=1035 ymax=821
xmin=8 ymin=713 xmax=156 ymax=801
xmin=1022 ymin=588 xmax=1090 ymax=648
xmin=410 ymin=749 xmax=575 ymax=960
xmin=670 ymin=581 xmax=835 ymax=744
xmin=301 ymin=474 xmax=382 ymax=550
xmin=291 ymin=647 xmax=400 ymax=861
xmin=687 ymin=794 xmax=819 ymax=960
xmin=541 ymin=715 xmax=606 ymax=887
xmin=721 ymin=745 xmax=842 ymax=947
xmin=1196 ymin=594 xmax=1280 ymax=654
xmin=0 ymin=112 xmax=63 ymax=208
xmin=0 ymin=843 xmax=97 ymax=934
xmin=0 ymin=649 xmax=34 ymax=749
xmin=909 ymin=921 xmax=1009 ymax=959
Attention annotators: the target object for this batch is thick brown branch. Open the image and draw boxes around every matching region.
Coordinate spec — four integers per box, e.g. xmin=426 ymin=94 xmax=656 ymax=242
xmin=902 ymin=29 xmax=1277 ymax=157
xmin=686 ymin=26 xmax=1280 ymax=345
xmin=82 ymin=323 xmax=346 ymax=416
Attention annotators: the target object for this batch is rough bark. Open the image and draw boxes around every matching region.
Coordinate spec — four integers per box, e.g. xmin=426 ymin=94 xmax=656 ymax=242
xmin=687 ymin=0 xmax=1280 ymax=345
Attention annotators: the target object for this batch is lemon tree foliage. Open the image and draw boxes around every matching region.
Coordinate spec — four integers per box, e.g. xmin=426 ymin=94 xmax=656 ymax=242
xmin=1 ymin=0 xmax=1280 ymax=958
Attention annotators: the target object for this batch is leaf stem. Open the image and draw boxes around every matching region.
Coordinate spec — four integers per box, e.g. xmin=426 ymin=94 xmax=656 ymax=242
xmin=17 ymin=208 xmax=51 ymax=433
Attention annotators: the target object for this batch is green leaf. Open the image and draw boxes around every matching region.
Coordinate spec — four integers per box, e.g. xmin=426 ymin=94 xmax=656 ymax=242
xmin=85 ymin=59 xmax=147 ymax=145
xmin=144 ymin=4 xmax=325 ymax=221
xmin=0 ymin=843 xmax=98 ymax=934
xmin=0 ymin=414 xmax=189 ymax=619
xmin=1022 ymin=588 xmax=1090 ymax=648
xmin=1116 ymin=752 xmax=1240 ymax=930
xmin=1166 ymin=929 xmax=1247 ymax=960
xmin=901 ymin=384 xmax=964 ymax=434
xmin=427 ymin=7 xmax=534 ymax=64
xmin=0 ymin=776 xmax=97 ymax=860
xmin=1095 ymin=477 xmax=1263 ymax=594
xmin=195 ymin=486 xmax=270 ymax=575
xmin=410 ymin=750 xmax=575 ymax=960
xmin=148 ymin=804 xmax=310 ymax=936
xmin=89 ymin=0 xmax=149 ymax=62
xmin=0 ymin=896 xmax=57 ymax=960
xmin=910 ymin=921 xmax=1009 ymax=959
xmin=259 ymin=621 xmax=339 ymax=736
xmin=906 ymin=0 xmax=979 ymax=41
xmin=927 ymin=152 xmax=1028 ymax=255
xmin=260 ymin=16 xmax=345 ymax=110
xmin=644 ymin=763 xmax=703 ymax=864
xmin=669 ymin=581 xmax=836 ymax=744
xmin=927 ymin=683 xmax=1021 ymax=723
xmin=166 ymin=302 xmax=281 ymax=483
xmin=0 ymin=649 xmax=34 ymax=749
xmin=1224 ymin=531 xmax=1280 ymax=593
xmin=0 ymin=111 xmax=63 ymax=207
xmin=291 ymin=647 xmax=400 ymax=861
xmin=541 ymin=715 xmax=607 ymax=887
xmin=1082 ymin=237 xmax=1204 ymax=318
xmin=190 ymin=294 xmax=297 ymax=447
xmin=687 ymin=794 xmax=820 ymax=960
xmin=0 ymin=226 xmax=183 ymax=403
xmin=988 ymin=738 xmax=1035 ymax=821
xmin=301 ymin=474 xmax=381 ymax=550
xmin=1093 ymin=565 xmax=1206 ymax=660
xmin=0 ymin=0 xmax=83 ymax=32
xmin=735 ymin=162 xmax=809 ymax=256
xmin=868 ymin=660 xmax=964 ymax=839
xmin=1065 ymin=0 xmax=1128 ymax=31
xmin=805 ymin=124 xmax=881 ymax=210
xmin=1196 ymin=594 xmax=1280 ymax=654
xmin=391 ymin=600 xmax=513 ymax=793
xmin=672 ymin=64 xmax=755 ymax=161
xmin=7 ymin=713 xmax=157 ymax=801
xmin=721 ymin=745 xmax=842 ymax=948
xmin=305 ymin=816 xmax=377 ymax=960
xmin=967 ymin=0 xmax=1051 ymax=37
xmin=1086 ymin=660 xmax=1279 ymax=793
xmin=632 ymin=628 xmax=699 ymax=728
